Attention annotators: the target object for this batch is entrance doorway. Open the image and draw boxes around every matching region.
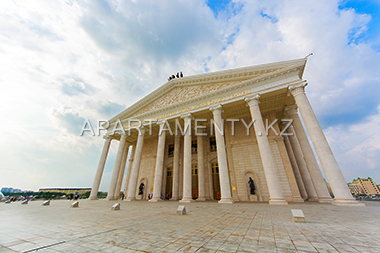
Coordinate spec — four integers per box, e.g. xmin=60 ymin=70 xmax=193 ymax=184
xmin=211 ymin=163 xmax=221 ymax=200
xmin=165 ymin=167 xmax=173 ymax=199
xmin=192 ymin=164 xmax=198 ymax=199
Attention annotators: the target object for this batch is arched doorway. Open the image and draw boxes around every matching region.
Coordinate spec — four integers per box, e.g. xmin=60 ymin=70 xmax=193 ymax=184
xmin=211 ymin=162 xmax=221 ymax=200
xmin=192 ymin=164 xmax=198 ymax=199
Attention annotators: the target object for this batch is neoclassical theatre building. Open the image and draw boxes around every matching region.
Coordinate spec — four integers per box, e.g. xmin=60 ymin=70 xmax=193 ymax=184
xmin=89 ymin=58 xmax=363 ymax=206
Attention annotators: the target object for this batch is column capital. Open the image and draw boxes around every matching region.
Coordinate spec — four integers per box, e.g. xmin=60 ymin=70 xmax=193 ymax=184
xmin=157 ymin=119 xmax=168 ymax=127
xmin=103 ymin=134 xmax=113 ymax=140
xmin=284 ymin=105 xmax=298 ymax=116
xmin=180 ymin=112 xmax=193 ymax=121
xmin=138 ymin=127 xmax=147 ymax=135
xmin=289 ymin=81 xmax=308 ymax=97
xmin=245 ymin=94 xmax=260 ymax=107
xmin=209 ymin=104 xmax=224 ymax=115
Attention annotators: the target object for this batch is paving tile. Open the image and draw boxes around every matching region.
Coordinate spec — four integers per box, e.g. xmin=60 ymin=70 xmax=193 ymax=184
xmin=1 ymin=200 xmax=380 ymax=253
xmin=0 ymin=246 xmax=17 ymax=252
xmin=218 ymin=243 xmax=239 ymax=252
xmin=351 ymin=245 xmax=380 ymax=252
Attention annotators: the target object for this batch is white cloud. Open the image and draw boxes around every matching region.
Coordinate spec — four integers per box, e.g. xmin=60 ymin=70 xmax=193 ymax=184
xmin=325 ymin=105 xmax=380 ymax=182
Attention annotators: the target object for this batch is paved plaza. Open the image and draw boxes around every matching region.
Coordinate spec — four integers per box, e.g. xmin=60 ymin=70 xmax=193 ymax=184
xmin=1 ymin=200 xmax=379 ymax=253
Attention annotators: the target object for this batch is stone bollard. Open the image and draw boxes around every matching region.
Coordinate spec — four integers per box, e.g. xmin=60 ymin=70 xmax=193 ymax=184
xmin=21 ymin=200 xmax=29 ymax=205
xmin=177 ymin=205 xmax=186 ymax=215
xmin=291 ymin=209 xmax=306 ymax=223
xmin=71 ymin=201 xmax=79 ymax=208
xmin=111 ymin=203 xmax=120 ymax=210
xmin=43 ymin=200 xmax=50 ymax=206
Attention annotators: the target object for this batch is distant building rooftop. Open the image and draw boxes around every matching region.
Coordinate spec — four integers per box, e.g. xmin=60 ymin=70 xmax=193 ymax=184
xmin=38 ymin=188 xmax=92 ymax=195
xmin=39 ymin=188 xmax=91 ymax=191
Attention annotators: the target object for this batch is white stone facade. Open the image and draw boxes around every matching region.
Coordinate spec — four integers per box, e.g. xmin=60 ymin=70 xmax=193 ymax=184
xmin=89 ymin=58 xmax=364 ymax=206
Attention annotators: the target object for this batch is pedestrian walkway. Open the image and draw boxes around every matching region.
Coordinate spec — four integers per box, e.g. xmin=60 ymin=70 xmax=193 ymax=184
xmin=0 ymin=200 xmax=379 ymax=252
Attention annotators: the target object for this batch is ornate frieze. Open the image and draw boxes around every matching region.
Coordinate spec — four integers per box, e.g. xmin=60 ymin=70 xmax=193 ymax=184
xmin=129 ymin=81 xmax=241 ymax=118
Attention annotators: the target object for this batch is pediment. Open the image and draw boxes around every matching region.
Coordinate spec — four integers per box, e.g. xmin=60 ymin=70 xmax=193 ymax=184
xmin=110 ymin=57 xmax=307 ymax=122
xmin=129 ymin=79 xmax=249 ymax=118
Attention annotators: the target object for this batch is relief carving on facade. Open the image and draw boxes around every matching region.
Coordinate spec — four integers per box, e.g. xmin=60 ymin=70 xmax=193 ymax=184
xmin=130 ymin=81 xmax=243 ymax=117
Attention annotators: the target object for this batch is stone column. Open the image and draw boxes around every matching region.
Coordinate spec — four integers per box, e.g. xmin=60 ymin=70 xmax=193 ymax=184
xmin=285 ymin=105 xmax=332 ymax=203
xmin=289 ymin=83 xmax=364 ymax=206
xmin=210 ymin=105 xmax=234 ymax=204
xmin=245 ymin=94 xmax=287 ymax=205
xmin=179 ymin=113 xmax=193 ymax=202
xmin=106 ymin=134 xmax=127 ymax=200
xmin=284 ymin=135 xmax=308 ymax=200
xmin=197 ymin=132 xmax=206 ymax=201
xmin=89 ymin=136 xmax=112 ymax=200
xmin=114 ymin=143 xmax=130 ymax=198
xmin=123 ymin=144 xmax=135 ymax=200
xmin=286 ymin=125 xmax=318 ymax=201
xmin=150 ymin=122 xmax=167 ymax=202
xmin=125 ymin=128 xmax=146 ymax=201
xmin=265 ymin=112 xmax=303 ymax=202
xmin=171 ymin=134 xmax=181 ymax=200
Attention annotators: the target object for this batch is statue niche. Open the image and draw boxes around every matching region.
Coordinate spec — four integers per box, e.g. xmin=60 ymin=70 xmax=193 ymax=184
xmin=138 ymin=183 xmax=144 ymax=195
xmin=244 ymin=171 xmax=260 ymax=202
xmin=248 ymin=177 xmax=255 ymax=195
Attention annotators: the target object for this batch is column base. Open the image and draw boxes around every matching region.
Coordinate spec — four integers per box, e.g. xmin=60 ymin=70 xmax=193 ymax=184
xmin=269 ymin=199 xmax=288 ymax=205
xmin=149 ymin=198 xmax=163 ymax=202
xmin=170 ymin=197 xmax=179 ymax=201
xmin=124 ymin=197 xmax=136 ymax=201
xmin=293 ymin=197 xmax=304 ymax=202
xmin=218 ymin=198 xmax=234 ymax=204
xmin=106 ymin=197 xmax=116 ymax=201
xmin=232 ymin=196 xmax=240 ymax=202
xmin=308 ymin=197 xmax=318 ymax=202
xmin=317 ymin=197 xmax=334 ymax=204
xmin=88 ymin=196 xmax=98 ymax=200
xmin=179 ymin=198 xmax=194 ymax=203
xmin=332 ymin=199 xmax=366 ymax=207
xmin=196 ymin=197 xmax=206 ymax=202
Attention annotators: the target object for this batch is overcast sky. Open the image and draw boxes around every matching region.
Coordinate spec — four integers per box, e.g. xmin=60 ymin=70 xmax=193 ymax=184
xmin=1 ymin=0 xmax=379 ymax=192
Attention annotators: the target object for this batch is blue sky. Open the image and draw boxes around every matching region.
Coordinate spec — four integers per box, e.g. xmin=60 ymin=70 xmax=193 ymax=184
xmin=339 ymin=0 xmax=380 ymax=49
xmin=0 ymin=0 xmax=380 ymax=192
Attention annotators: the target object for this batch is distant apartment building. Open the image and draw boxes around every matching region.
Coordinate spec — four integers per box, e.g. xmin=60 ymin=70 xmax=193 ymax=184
xmin=348 ymin=178 xmax=380 ymax=196
xmin=348 ymin=184 xmax=361 ymax=195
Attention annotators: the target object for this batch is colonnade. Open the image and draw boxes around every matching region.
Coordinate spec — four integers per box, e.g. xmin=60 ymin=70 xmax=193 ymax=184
xmin=287 ymin=82 xmax=362 ymax=206
xmin=89 ymin=81 xmax=363 ymax=206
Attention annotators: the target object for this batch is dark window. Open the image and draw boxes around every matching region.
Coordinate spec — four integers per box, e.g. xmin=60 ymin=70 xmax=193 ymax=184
xmin=212 ymin=163 xmax=219 ymax=174
xmin=191 ymin=140 xmax=197 ymax=154
xmin=167 ymin=167 xmax=173 ymax=177
xmin=192 ymin=164 xmax=198 ymax=175
xmin=168 ymin=144 xmax=174 ymax=157
xmin=210 ymin=137 xmax=217 ymax=152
